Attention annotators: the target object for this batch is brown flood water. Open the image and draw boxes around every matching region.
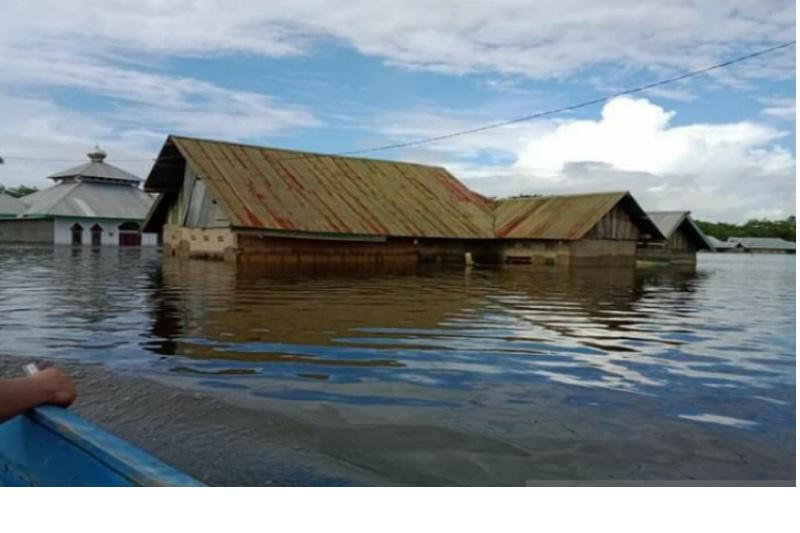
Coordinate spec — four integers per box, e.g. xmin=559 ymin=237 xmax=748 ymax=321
xmin=0 ymin=245 xmax=795 ymax=485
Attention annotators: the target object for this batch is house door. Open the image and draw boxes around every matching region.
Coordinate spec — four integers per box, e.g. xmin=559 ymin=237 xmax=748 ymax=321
xmin=70 ymin=223 xmax=83 ymax=245
xmin=90 ymin=224 xmax=103 ymax=246
xmin=118 ymin=222 xmax=142 ymax=246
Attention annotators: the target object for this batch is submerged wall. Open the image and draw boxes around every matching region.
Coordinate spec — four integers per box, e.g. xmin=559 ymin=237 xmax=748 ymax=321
xmin=570 ymin=239 xmax=637 ymax=267
xmin=496 ymin=240 xmax=571 ymax=266
xmin=0 ymin=219 xmax=54 ymax=242
xmin=163 ymin=224 xmax=643 ymax=269
xmin=53 ymin=218 xmax=158 ymax=246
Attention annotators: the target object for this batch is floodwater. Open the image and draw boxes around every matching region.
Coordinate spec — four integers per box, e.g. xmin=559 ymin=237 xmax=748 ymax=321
xmin=0 ymin=245 xmax=795 ymax=484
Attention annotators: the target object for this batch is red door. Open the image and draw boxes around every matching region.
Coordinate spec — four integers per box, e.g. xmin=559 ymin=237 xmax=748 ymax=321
xmin=118 ymin=222 xmax=142 ymax=246
xmin=119 ymin=231 xmax=142 ymax=246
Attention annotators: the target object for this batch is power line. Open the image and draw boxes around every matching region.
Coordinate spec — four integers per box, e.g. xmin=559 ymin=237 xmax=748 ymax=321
xmin=1 ymin=40 xmax=795 ymax=165
xmin=337 ymin=40 xmax=796 ymax=156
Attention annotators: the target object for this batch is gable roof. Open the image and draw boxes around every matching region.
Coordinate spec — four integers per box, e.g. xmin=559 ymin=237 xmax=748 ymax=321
xmin=145 ymin=135 xmax=495 ymax=239
xmin=18 ymin=181 xmax=153 ymax=220
xmin=647 ymin=211 xmax=713 ymax=250
xmin=494 ymin=192 xmax=663 ymax=240
xmin=0 ymin=187 xmax=27 ymax=216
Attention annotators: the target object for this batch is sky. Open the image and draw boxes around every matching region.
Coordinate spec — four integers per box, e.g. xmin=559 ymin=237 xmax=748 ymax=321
xmin=0 ymin=0 xmax=795 ymax=222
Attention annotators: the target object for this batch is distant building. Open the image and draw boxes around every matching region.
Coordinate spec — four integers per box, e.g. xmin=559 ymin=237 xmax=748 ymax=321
xmin=143 ymin=135 xmax=664 ymax=267
xmin=0 ymin=148 xmax=156 ymax=246
xmin=493 ymin=192 xmax=663 ymax=267
xmin=0 ymin=185 xmax=27 ymax=219
xmin=637 ymin=211 xmax=713 ymax=264
xmin=706 ymin=236 xmax=740 ymax=252
xmin=727 ymin=237 xmax=795 ymax=254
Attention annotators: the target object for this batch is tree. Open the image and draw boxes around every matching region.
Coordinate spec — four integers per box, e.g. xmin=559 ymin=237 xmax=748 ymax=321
xmin=696 ymin=216 xmax=796 ymax=242
xmin=3 ymin=185 xmax=38 ymax=198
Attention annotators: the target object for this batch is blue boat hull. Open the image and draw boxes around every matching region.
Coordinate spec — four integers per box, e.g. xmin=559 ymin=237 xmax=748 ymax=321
xmin=0 ymin=405 xmax=203 ymax=486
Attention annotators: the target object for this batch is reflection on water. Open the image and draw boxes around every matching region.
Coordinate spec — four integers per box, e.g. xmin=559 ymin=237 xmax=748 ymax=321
xmin=0 ymin=245 xmax=795 ymax=483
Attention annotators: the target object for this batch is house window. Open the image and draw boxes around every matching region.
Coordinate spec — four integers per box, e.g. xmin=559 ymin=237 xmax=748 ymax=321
xmin=70 ymin=223 xmax=83 ymax=245
xmin=118 ymin=221 xmax=142 ymax=246
xmin=90 ymin=224 xmax=103 ymax=247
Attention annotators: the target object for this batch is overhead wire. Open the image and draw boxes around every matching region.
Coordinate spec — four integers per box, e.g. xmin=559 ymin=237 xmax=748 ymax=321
xmin=0 ymin=40 xmax=794 ymax=166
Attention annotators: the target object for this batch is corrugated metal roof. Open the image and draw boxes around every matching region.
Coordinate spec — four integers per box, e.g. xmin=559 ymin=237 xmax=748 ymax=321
xmin=648 ymin=210 xmax=713 ymax=250
xmin=647 ymin=211 xmax=688 ymax=238
xmin=19 ymin=181 xmax=153 ymax=220
xmin=495 ymin=192 xmax=662 ymax=240
xmin=147 ymin=135 xmax=495 ymax=239
xmin=728 ymin=237 xmax=796 ymax=250
xmin=0 ymin=189 xmax=27 ymax=216
xmin=707 ymin=236 xmax=736 ymax=250
xmin=47 ymin=149 xmax=142 ymax=183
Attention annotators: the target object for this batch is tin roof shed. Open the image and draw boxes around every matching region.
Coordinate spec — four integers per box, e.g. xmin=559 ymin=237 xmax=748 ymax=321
xmin=145 ymin=136 xmax=495 ymax=239
xmin=494 ymin=192 xmax=663 ymax=240
xmin=647 ymin=211 xmax=713 ymax=250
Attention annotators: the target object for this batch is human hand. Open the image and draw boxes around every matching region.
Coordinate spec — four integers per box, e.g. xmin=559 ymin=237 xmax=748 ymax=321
xmin=30 ymin=367 xmax=77 ymax=407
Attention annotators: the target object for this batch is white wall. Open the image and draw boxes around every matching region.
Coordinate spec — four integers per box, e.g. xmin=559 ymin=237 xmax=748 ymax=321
xmin=53 ymin=218 xmax=157 ymax=246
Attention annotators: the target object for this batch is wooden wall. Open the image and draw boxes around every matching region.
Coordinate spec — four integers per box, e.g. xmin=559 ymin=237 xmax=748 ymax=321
xmin=669 ymin=223 xmax=698 ymax=252
xmin=583 ymin=203 xmax=639 ymax=240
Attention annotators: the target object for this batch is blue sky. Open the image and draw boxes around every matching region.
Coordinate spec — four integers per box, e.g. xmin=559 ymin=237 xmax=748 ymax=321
xmin=0 ymin=0 xmax=795 ymax=222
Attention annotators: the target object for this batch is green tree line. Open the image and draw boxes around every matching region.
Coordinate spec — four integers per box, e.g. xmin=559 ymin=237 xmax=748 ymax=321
xmin=696 ymin=216 xmax=796 ymax=242
xmin=1 ymin=185 xmax=38 ymax=198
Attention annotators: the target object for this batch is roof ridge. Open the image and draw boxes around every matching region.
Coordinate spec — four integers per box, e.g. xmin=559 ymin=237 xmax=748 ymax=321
xmin=498 ymin=191 xmax=628 ymax=202
xmin=168 ymin=134 xmax=448 ymax=171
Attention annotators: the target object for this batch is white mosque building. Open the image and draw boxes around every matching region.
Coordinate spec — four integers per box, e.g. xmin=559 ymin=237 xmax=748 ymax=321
xmin=0 ymin=147 xmax=157 ymax=246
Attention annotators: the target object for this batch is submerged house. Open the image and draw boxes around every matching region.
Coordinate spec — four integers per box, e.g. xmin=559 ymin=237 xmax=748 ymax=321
xmin=143 ymin=136 xmax=663 ymax=267
xmin=143 ymin=136 xmax=495 ymax=265
xmin=0 ymin=185 xmax=27 ymax=219
xmin=706 ymin=235 xmax=738 ymax=252
xmin=493 ymin=193 xmax=662 ymax=267
xmin=637 ymin=211 xmax=713 ymax=264
xmin=0 ymin=148 xmax=156 ymax=246
xmin=726 ymin=237 xmax=795 ymax=254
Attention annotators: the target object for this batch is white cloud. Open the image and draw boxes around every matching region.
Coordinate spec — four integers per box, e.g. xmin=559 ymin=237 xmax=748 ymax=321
xmin=0 ymin=1 xmax=794 ymax=221
xmin=0 ymin=93 xmax=159 ymax=189
xmin=0 ymin=1 xmax=794 ymax=78
xmin=368 ymin=97 xmax=795 ymax=222
xmin=760 ymin=97 xmax=796 ymax=121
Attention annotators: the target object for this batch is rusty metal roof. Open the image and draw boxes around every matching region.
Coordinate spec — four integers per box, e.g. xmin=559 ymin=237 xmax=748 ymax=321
xmin=495 ymin=192 xmax=663 ymax=240
xmin=146 ymin=136 xmax=495 ymax=239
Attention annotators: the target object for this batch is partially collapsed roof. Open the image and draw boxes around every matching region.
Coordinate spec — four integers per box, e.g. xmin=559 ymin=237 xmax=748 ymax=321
xmin=647 ymin=211 xmax=713 ymax=250
xmin=494 ymin=192 xmax=662 ymax=240
xmin=18 ymin=180 xmax=153 ymax=220
xmin=47 ymin=147 xmax=142 ymax=184
xmin=146 ymin=135 xmax=495 ymax=239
